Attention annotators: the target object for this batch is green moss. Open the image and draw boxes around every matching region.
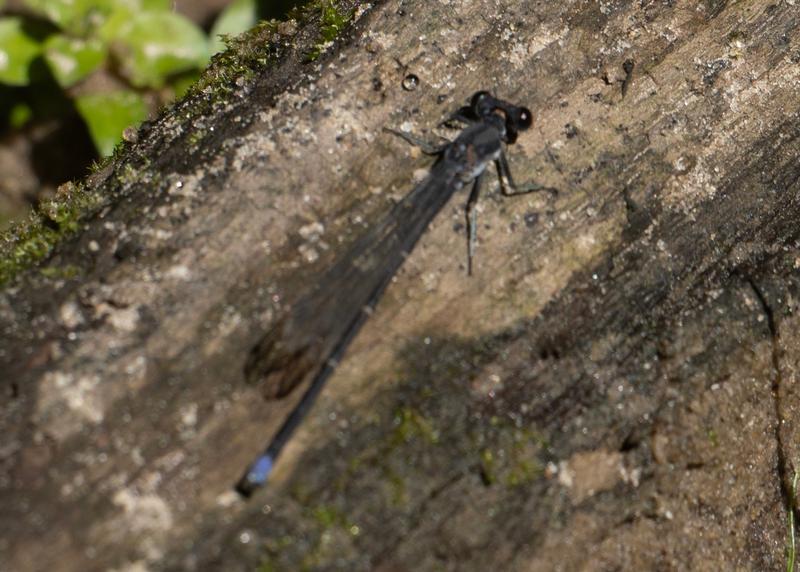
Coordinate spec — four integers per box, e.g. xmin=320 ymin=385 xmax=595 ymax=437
xmin=0 ymin=182 xmax=102 ymax=286
xmin=505 ymin=458 xmax=542 ymax=487
xmin=191 ymin=19 xmax=282 ymax=103
xmin=190 ymin=0 xmax=355 ymax=100
xmin=318 ymin=1 xmax=352 ymax=42
xmin=475 ymin=420 xmax=548 ymax=489
xmin=382 ymin=465 xmax=408 ymax=506
xmin=116 ymin=162 xmax=141 ymax=186
xmin=310 ymin=504 xmax=351 ymax=529
xmin=287 ymin=503 xmax=359 ymax=570
xmin=257 ymin=560 xmax=277 ymax=572
xmin=305 ymin=1 xmax=354 ymax=61
xmin=257 ymin=535 xmax=296 ymax=572
xmin=391 ymin=406 xmax=440 ymax=445
xmin=186 ymin=128 xmax=208 ymax=151
xmin=88 ymin=157 xmax=110 ymax=175
xmin=254 ymin=509 xmax=356 ymax=569
xmin=480 ymin=448 xmax=497 ymax=485
xmin=309 ymin=503 xmax=360 ymax=536
xmin=40 ymin=264 xmax=80 ymax=280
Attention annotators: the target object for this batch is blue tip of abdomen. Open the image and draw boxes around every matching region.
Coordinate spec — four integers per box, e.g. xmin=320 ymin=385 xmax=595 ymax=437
xmin=249 ymin=455 xmax=274 ymax=483
xmin=236 ymin=454 xmax=274 ymax=497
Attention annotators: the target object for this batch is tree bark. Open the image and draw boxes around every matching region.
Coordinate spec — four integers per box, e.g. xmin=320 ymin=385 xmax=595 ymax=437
xmin=3 ymin=0 xmax=800 ymax=570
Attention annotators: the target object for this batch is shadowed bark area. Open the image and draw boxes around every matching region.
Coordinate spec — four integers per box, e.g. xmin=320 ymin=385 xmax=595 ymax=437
xmin=2 ymin=0 xmax=800 ymax=570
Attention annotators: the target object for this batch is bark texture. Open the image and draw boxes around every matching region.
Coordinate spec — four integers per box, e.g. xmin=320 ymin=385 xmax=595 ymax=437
xmin=2 ymin=0 xmax=800 ymax=570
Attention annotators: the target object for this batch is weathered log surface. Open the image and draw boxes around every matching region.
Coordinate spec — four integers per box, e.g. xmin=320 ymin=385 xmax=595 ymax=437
xmin=2 ymin=0 xmax=800 ymax=570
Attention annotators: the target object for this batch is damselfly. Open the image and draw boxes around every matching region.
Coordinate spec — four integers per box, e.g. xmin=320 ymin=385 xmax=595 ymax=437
xmin=236 ymin=91 xmax=555 ymax=496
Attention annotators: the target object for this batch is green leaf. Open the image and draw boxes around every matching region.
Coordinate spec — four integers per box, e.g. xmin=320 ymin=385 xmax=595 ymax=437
xmin=0 ymin=18 xmax=43 ymax=86
xmin=75 ymin=90 xmax=147 ymax=156
xmin=97 ymin=1 xmax=175 ymax=43
xmin=137 ymin=0 xmax=171 ymax=10
xmin=209 ymin=0 xmax=257 ymax=55
xmin=21 ymin=0 xmax=76 ymax=29
xmin=21 ymin=0 xmax=110 ymax=33
xmin=9 ymin=102 xmax=33 ymax=128
xmin=43 ymin=35 xmax=104 ymax=87
xmin=22 ymin=0 xmax=171 ymax=34
xmin=104 ymin=11 xmax=209 ymax=88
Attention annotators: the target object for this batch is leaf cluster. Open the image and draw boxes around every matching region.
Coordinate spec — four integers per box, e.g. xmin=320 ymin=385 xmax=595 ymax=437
xmin=0 ymin=0 xmax=262 ymax=155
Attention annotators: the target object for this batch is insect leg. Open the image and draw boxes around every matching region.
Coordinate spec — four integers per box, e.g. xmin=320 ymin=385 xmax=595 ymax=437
xmin=465 ymin=172 xmax=485 ymax=276
xmin=383 ymin=127 xmax=448 ymax=155
xmin=495 ymin=149 xmax=558 ymax=197
xmin=439 ymin=106 xmax=476 ymax=129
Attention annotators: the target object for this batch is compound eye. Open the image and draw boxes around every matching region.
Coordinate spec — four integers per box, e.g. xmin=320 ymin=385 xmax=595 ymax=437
xmin=470 ymin=91 xmax=492 ymax=108
xmin=517 ymin=107 xmax=533 ymax=130
xmin=470 ymin=91 xmax=495 ymax=116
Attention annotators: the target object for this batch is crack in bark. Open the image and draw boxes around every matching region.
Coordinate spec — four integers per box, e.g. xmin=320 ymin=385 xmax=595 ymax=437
xmin=370 ymin=470 xmax=467 ymax=568
xmin=745 ymin=276 xmax=796 ymax=518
